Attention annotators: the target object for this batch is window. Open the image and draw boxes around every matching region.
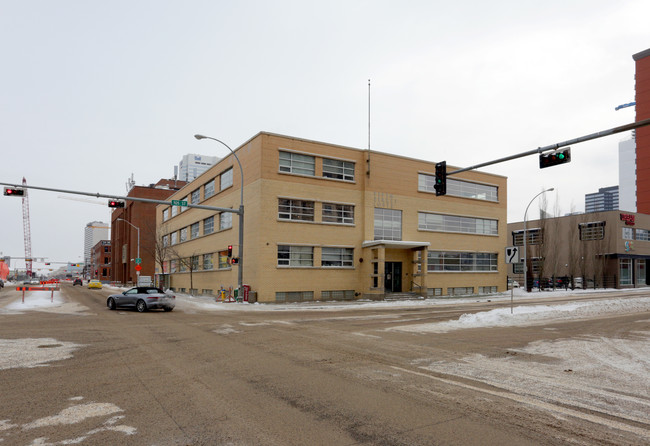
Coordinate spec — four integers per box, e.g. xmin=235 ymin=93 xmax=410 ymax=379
xmin=513 ymin=258 xmax=542 ymax=274
xmin=171 ymin=205 xmax=178 ymax=217
xmin=162 ymin=235 xmax=169 ymax=247
xmin=275 ymin=291 xmax=314 ymax=302
xmin=279 ymin=199 xmax=315 ymax=221
xmin=204 ymin=216 xmax=215 ymax=235
xmin=203 ymin=253 xmax=213 ymax=270
xmin=278 ymin=245 xmax=314 ymax=267
xmin=479 ymin=286 xmax=497 ymax=294
xmin=449 ymin=287 xmax=474 ymax=296
xmin=171 ymin=232 xmax=178 ymax=245
xmin=322 ymin=203 xmax=354 ymax=224
xmin=579 ymin=221 xmax=605 ymax=240
xmin=179 ymin=260 xmax=187 ymax=272
xmin=428 ymin=251 xmax=498 ymax=272
xmin=180 ymin=227 xmax=188 ymax=243
xmin=323 ymin=158 xmax=354 ymax=181
xmin=321 ymin=290 xmax=355 ymax=300
xmin=622 ymin=227 xmax=634 ymax=240
xmin=220 ymin=212 xmax=232 ymax=230
xmin=204 ymin=179 xmax=215 ymax=198
xmin=374 ymin=208 xmax=402 ymax=241
xmin=418 ymin=174 xmax=498 ymax=201
xmin=620 ymin=259 xmax=632 ymax=285
xmin=191 ymin=255 xmax=200 ymax=271
xmin=512 ymin=229 xmax=542 ymax=246
xmin=191 ymin=188 xmax=200 ymax=205
xmin=419 ymin=212 xmax=497 ymax=235
xmin=163 ymin=208 xmax=170 ymax=222
xmin=321 ymin=247 xmax=354 ymax=267
xmin=191 ymin=222 xmax=200 ymax=239
xmin=279 ymin=151 xmax=315 ymax=176
xmin=180 ymin=197 xmax=189 ymax=212
xmin=218 ymin=250 xmax=229 ymax=269
xmin=636 ymin=229 xmax=649 ymax=241
xmin=220 ymin=168 xmax=233 ymax=190
xmin=170 ymin=259 xmax=177 ymax=273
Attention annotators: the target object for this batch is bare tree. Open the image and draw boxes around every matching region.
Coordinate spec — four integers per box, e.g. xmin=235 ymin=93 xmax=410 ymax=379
xmin=566 ymin=203 xmax=580 ymax=288
xmin=141 ymin=221 xmax=173 ymax=289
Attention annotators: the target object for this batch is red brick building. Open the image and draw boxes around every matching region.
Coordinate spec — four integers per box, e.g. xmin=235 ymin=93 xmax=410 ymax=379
xmin=90 ymin=240 xmax=111 ymax=281
xmin=634 ymin=48 xmax=650 ymax=213
xmin=110 ymin=179 xmax=185 ymax=285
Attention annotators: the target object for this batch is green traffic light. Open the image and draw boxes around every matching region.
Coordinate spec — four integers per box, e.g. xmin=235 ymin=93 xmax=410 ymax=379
xmin=558 ymin=153 xmax=565 ymax=159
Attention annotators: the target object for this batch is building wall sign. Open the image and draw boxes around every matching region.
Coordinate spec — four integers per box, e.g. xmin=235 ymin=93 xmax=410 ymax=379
xmin=620 ymin=213 xmax=635 ymax=225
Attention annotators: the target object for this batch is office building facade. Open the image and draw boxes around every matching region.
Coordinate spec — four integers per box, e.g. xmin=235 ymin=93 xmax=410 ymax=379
xmin=585 ymin=186 xmax=619 ymax=213
xmin=83 ymin=221 xmax=109 ymax=275
xmin=156 ymin=132 xmax=508 ymax=302
xmin=177 ymin=154 xmax=218 ymax=182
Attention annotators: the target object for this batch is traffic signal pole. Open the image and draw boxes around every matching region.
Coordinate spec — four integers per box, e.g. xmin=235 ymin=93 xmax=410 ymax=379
xmin=446 ymin=117 xmax=650 ymax=176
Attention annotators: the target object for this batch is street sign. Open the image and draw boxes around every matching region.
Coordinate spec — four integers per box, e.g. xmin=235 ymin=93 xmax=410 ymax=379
xmin=172 ymin=200 xmax=187 ymax=206
xmin=505 ymin=246 xmax=520 ymax=264
xmin=134 ymin=258 xmax=142 ymax=265
xmin=134 ymin=265 xmax=142 ymax=271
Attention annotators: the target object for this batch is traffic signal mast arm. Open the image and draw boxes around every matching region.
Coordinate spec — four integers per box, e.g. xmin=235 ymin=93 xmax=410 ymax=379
xmin=446 ymin=117 xmax=650 ymax=176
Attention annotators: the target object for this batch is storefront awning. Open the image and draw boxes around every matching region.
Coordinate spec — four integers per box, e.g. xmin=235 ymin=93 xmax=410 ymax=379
xmin=362 ymin=240 xmax=430 ymax=250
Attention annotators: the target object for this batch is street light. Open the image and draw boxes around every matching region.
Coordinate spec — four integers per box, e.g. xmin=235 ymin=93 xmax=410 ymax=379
xmin=523 ymin=188 xmax=554 ymax=292
xmin=116 ymin=218 xmax=140 ymax=284
xmin=194 ymin=134 xmax=244 ymax=298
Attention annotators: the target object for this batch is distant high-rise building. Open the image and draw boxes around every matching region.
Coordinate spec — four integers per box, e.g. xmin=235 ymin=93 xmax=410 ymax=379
xmin=585 ymin=186 xmax=619 ymax=213
xmin=618 ymin=135 xmax=636 ymax=212
xmin=177 ymin=154 xmax=218 ymax=182
xmin=84 ymin=221 xmax=109 ymax=271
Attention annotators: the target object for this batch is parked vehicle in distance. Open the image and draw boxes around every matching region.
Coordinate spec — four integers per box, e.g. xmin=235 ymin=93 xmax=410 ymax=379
xmin=88 ymin=279 xmax=103 ymax=289
xmin=73 ymin=278 xmax=83 ymax=286
xmin=508 ymin=279 xmax=520 ymax=288
xmin=107 ymin=287 xmax=175 ymax=312
xmin=0 ymin=279 xmax=4 ymax=288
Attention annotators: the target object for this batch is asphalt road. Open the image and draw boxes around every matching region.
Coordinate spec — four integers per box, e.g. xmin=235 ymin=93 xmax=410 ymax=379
xmin=0 ymin=284 xmax=648 ymax=445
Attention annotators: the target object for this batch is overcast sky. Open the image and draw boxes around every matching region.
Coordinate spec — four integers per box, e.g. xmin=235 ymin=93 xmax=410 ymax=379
xmin=1 ymin=1 xmax=649 ymax=273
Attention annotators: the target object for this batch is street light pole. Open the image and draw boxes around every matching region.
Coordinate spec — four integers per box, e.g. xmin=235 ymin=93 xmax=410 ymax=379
xmin=194 ymin=134 xmax=244 ymax=298
xmin=116 ymin=218 xmax=140 ymax=284
xmin=523 ymin=188 xmax=554 ymax=292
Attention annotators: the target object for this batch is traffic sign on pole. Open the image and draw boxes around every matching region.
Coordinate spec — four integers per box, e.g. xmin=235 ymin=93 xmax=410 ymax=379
xmin=135 ymin=265 xmax=142 ymax=271
xmin=135 ymin=258 xmax=142 ymax=265
xmin=505 ymin=246 xmax=520 ymax=264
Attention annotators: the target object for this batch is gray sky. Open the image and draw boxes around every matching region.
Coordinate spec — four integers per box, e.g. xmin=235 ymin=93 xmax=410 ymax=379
xmin=1 ymin=0 xmax=649 ymax=273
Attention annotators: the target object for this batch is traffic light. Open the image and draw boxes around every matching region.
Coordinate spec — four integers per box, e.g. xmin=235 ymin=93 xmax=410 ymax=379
xmin=227 ymin=245 xmax=233 ymax=257
xmin=230 ymin=257 xmax=239 ymax=265
xmin=434 ymin=161 xmax=447 ymax=196
xmin=3 ymin=187 xmax=25 ymax=196
xmin=539 ymin=148 xmax=571 ymax=169
xmin=108 ymin=199 xmax=125 ymax=208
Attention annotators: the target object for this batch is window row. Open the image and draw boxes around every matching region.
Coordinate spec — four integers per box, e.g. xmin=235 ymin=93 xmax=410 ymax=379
xmin=162 ymin=167 xmax=233 ymax=222
xmin=418 ymin=173 xmax=498 ymax=202
xmin=277 ymin=245 xmax=354 ymax=268
xmin=623 ymin=227 xmax=650 ymax=241
xmin=427 ymin=251 xmax=498 ymax=272
xmin=162 ymin=213 xmax=232 ymax=246
xmin=164 ymin=250 xmax=231 ymax=273
xmin=278 ymin=199 xmax=354 ymax=224
xmin=418 ymin=212 xmax=497 ymax=236
xmin=279 ymin=151 xmax=355 ymax=181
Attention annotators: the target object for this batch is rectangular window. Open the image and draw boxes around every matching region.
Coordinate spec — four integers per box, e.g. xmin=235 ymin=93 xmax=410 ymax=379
xmin=322 ymin=158 xmax=355 ymax=181
xmin=428 ymin=251 xmax=498 ymax=272
xmin=321 ymin=247 xmax=354 ymax=267
xmin=279 ymin=151 xmax=315 ymax=176
xmin=449 ymin=287 xmax=474 ymax=296
xmin=620 ymin=258 xmax=632 ymax=285
xmin=218 ymin=250 xmax=229 ymax=269
xmin=279 ymin=199 xmax=315 ymax=221
xmin=171 ymin=205 xmax=178 ymax=217
xmin=479 ymin=286 xmax=497 ymax=294
xmin=374 ymin=208 xmax=402 ymax=241
xmin=321 ymin=290 xmax=355 ymax=300
xmin=636 ymin=259 xmax=646 ymax=285
xmin=275 ymin=291 xmax=314 ymax=302
xmin=190 ymin=222 xmax=200 ymax=239
xmin=278 ymin=245 xmax=314 ymax=267
xmin=512 ymin=228 xmax=543 ymax=246
xmin=322 ymin=203 xmax=354 ymax=224
xmin=419 ymin=212 xmax=497 ymax=235
xmin=204 ymin=179 xmax=215 ymax=198
xmin=180 ymin=227 xmax=188 ymax=243
xmin=579 ymin=221 xmax=605 ymax=240
xmin=622 ymin=227 xmax=634 ymax=240
xmin=191 ymin=188 xmax=200 ymax=205
xmin=180 ymin=197 xmax=189 ymax=213
xmin=636 ymin=229 xmax=649 ymax=241
xmin=163 ymin=208 xmax=170 ymax=222
xmin=220 ymin=212 xmax=232 ymax=230
xmin=179 ymin=259 xmax=187 ymax=272
xmin=513 ymin=258 xmax=542 ymax=274
xmin=191 ymin=255 xmax=200 ymax=271
xmin=171 ymin=232 xmax=178 ymax=245
xmin=418 ymin=174 xmax=498 ymax=201
xmin=204 ymin=216 xmax=215 ymax=235
xmin=220 ymin=168 xmax=233 ymax=190
xmin=163 ymin=235 xmax=169 ymax=247
xmin=170 ymin=259 xmax=177 ymax=273
xmin=203 ymin=253 xmax=213 ymax=270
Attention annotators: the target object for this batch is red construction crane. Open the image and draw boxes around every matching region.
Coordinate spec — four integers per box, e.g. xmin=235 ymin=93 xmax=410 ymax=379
xmin=22 ymin=177 xmax=33 ymax=277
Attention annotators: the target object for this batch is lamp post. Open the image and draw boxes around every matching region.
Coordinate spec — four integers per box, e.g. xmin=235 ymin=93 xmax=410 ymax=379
xmin=523 ymin=188 xmax=554 ymax=292
xmin=116 ymin=218 xmax=140 ymax=284
xmin=194 ymin=134 xmax=244 ymax=298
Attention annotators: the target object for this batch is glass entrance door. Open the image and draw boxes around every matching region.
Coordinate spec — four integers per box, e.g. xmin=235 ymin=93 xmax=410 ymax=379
xmin=384 ymin=262 xmax=402 ymax=292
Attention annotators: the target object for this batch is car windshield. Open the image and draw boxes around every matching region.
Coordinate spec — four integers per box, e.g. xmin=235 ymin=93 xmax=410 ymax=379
xmin=144 ymin=288 xmax=164 ymax=294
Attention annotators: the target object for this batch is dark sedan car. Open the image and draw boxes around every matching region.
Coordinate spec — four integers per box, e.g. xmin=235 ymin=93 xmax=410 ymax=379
xmin=107 ymin=287 xmax=175 ymax=312
xmin=73 ymin=278 xmax=83 ymax=286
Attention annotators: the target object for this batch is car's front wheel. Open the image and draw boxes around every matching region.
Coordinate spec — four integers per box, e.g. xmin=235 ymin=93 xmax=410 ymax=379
xmin=136 ymin=299 xmax=147 ymax=313
xmin=107 ymin=298 xmax=116 ymax=310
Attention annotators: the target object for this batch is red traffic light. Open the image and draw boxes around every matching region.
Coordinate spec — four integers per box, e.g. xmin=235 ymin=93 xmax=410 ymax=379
xmin=3 ymin=187 xmax=25 ymax=196
xmin=227 ymin=245 xmax=233 ymax=257
xmin=108 ymin=199 xmax=125 ymax=208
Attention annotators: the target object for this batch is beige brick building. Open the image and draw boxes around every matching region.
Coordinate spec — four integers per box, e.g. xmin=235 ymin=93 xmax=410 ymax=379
xmin=155 ymin=132 xmax=508 ymax=302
